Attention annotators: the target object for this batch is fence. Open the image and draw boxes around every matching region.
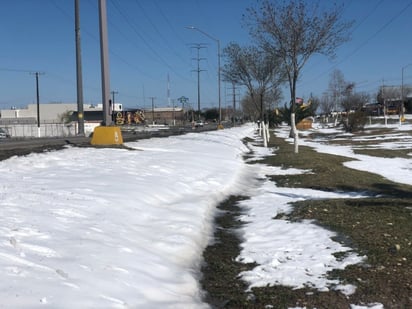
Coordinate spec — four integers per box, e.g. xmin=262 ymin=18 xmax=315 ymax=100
xmin=1 ymin=122 xmax=77 ymax=138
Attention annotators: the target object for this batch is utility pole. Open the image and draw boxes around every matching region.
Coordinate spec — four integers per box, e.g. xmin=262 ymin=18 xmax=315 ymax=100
xmin=98 ymin=0 xmax=111 ymax=126
xmin=172 ymin=99 xmax=176 ymax=126
xmin=111 ymin=90 xmax=118 ymax=123
xmin=401 ymin=64 xmax=412 ymax=124
xmin=167 ymin=73 xmax=171 ymax=107
xmin=191 ymin=44 xmax=206 ymax=121
xmin=232 ymin=81 xmax=237 ymax=126
xmin=91 ymin=0 xmax=123 ymax=146
xmin=149 ymin=96 xmax=156 ymax=125
xmin=75 ymin=0 xmax=85 ymax=136
xmin=111 ymin=90 xmax=118 ymax=110
xmin=30 ymin=72 xmax=44 ymax=137
xmin=382 ymin=78 xmax=388 ymax=126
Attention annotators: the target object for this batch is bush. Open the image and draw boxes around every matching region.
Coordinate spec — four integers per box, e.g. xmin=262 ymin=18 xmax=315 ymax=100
xmin=341 ymin=110 xmax=368 ymax=133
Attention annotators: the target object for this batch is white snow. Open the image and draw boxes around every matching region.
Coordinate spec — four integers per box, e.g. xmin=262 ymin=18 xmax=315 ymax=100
xmin=0 ymin=120 xmax=410 ymax=308
xmin=0 ymin=127 xmax=254 ymax=308
xmin=236 ymin=177 xmax=367 ymax=292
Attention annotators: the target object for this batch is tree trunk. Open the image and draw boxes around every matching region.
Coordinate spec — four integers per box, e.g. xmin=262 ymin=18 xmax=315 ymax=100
xmin=291 ymin=73 xmax=299 ymax=153
xmin=263 ymin=121 xmax=268 ymax=147
xmin=291 ymin=112 xmax=299 ymax=153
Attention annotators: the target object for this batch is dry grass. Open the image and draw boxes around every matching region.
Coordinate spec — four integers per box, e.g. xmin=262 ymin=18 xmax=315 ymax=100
xmin=201 ymin=128 xmax=412 ymax=308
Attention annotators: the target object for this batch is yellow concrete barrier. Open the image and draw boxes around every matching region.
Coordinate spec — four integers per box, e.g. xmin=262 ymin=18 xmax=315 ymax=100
xmin=90 ymin=126 xmax=123 ymax=145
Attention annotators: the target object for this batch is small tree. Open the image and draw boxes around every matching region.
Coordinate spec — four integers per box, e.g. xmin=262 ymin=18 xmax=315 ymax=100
xmin=203 ymin=108 xmax=219 ymax=122
xmin=340 ymin=92 xmax=369 ymax=132
xmin=222 ymin=42 xmax=284 ymax=123
xmin=278 ymin=98 xmax=319 ymax=127
xmin=246 ymin=0 xmax=353 ymax=153
xmin=58 ymin=111 xmax=74 ymax=124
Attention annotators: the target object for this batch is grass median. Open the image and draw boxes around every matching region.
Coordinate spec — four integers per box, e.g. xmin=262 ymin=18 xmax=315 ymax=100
xmin=201 ymin=129 xmax=412 ymax=309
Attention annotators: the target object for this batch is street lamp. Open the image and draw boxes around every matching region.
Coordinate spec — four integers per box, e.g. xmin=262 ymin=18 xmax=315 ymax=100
xmin=186 ymin=26 xmax=221 ymax=125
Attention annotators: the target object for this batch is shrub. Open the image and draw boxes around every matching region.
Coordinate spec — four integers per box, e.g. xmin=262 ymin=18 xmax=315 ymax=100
xmin=341 ymin=110 xmax=368 ymax=133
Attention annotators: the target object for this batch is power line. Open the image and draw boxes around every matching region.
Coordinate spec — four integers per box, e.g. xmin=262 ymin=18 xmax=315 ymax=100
xmin=153 ymin=0 xmax=188 ymax=46
xmin=109 ymin=0 xmax=191 ymax=82
xmin=51 ymin=0 xmax=157 ymax=80
xmin=133 ymin=0 xmax=189 ymax=65
xmin=0 ymin=67 xmax=36 ymax=73
xmin=302 ymin=1 xmax=412 ymax=90
xmin=341 ymin=1 xmax=412 ymax=64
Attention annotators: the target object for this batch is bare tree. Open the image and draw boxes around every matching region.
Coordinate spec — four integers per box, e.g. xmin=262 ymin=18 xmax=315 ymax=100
xmin=241 ymin=94 xmax=260 ymax=121
xmin=222 ymin=42 xmax=284 ymax=122
xmin=341 ymin=92 xmax=369 ymax=112
xmin=340 ymin=92 xmax=369 ymax=132
xmin=378 ymin=85 xmax=401 ymax=103
xmin=319 ymin=92 xmax=334 ymax=117
xmin=328 ymin=69 xmax=346 ymax=112
xmin=246 ymin=0 xmax=353 ymax=153
xmin=241 ymin=87 xmax=283 ymax=122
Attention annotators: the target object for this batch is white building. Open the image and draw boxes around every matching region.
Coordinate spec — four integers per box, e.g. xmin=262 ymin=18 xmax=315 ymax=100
xmin=0 ymin=103 xmax=122 ymax=123
xmin=0 ymin=103 xmax=123 ymax=138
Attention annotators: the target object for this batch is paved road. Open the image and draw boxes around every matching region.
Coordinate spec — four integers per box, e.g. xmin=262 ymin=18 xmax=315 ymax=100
xmin=0 ymin=125 xmax=219 ymax=161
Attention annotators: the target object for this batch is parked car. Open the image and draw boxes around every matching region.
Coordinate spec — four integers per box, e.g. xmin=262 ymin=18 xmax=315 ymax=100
xmin=194 ymin=121 xmax=204 ymax=127
xmin=0 ymin=128 xmax=10 ymax=139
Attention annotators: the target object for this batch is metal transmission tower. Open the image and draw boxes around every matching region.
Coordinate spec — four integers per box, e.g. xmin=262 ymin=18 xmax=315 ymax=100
xmin=75 ymin=0 xmax=85 ymax=136
xmin=191 ymin=44 xmax=207 ymax=121
xmin=186 ymin=26 xmax=222 ymax=125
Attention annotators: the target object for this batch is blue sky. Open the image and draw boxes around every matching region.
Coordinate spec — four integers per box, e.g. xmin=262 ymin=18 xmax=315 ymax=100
xmin=0 ymin=0 xmax=412 ymax=110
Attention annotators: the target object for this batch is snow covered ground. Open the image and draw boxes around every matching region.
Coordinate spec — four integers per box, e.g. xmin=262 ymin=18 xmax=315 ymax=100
xmin=0 ymin=121 xmax=410 ymax=308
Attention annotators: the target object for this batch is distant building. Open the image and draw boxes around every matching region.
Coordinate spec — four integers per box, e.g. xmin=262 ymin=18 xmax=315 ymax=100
xmin=144 ymin=107 xmax=185 ymax=125
xmin=0 ymin=103 xmax=122 ymax=137
xmin=0 ymin=103 xmax=122 ymax=124
xmin=0 ymin=103 xmax=187 ymax=137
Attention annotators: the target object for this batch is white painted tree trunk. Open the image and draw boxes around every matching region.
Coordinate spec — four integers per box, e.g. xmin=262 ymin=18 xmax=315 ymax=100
xmin=291 ymin=113 xmax=299 ymax=153
xmin=263 ymin=121 xmax=268 ymax=147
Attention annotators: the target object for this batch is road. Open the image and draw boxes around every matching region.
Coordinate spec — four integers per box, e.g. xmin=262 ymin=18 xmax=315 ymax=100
xmin=0 ymin=124 xmax=219 ymax=161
